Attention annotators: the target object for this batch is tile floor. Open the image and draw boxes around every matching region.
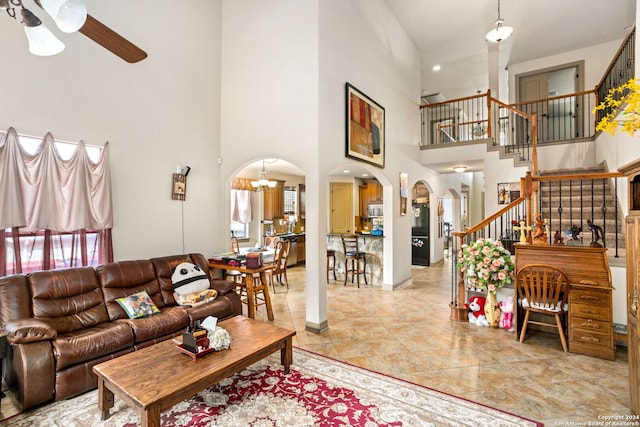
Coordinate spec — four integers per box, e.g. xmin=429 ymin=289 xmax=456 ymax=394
xmin=257 ymin=256 xmax=632 ymax=426
xmin=0 ymin=257 xmax=632 ymax=426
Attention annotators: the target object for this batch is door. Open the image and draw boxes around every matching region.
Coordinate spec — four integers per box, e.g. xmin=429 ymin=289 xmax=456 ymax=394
xmin=330 ymin=182 xmax=352 ymax=234
xmin=519 ymin=74 xmax=548 ymax=144
xmin=519 ymin=66 xmax=579 ymax=142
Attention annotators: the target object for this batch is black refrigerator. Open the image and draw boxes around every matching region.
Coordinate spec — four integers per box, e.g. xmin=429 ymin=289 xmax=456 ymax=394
xmin=411 ymin=203 xmax=430 ymax=266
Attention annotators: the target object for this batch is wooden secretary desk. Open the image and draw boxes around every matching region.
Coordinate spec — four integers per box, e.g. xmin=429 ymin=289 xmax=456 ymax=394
xmin=619 ymin=159 xmax=640 ymax=415
xmin=514 ymin=244 xmax=615 ymax=360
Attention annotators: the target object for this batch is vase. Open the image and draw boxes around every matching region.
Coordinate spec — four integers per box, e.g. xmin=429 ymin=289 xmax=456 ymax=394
xmin=484 ymin=290 xmax=500 ymax=328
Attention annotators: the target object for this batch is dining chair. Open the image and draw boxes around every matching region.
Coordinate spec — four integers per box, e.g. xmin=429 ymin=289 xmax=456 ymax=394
xmin=516 ymin=263 xmax=569 ymax=352
xmin=227 ymin=236 xmax=244 ymax=286
xmin=264 ymin=235 xmax=280 ymax=249
xmin=341 ymin=234 xmax=368 ymax=287
xmin=271 ymin=239 xmax=290 ymax=292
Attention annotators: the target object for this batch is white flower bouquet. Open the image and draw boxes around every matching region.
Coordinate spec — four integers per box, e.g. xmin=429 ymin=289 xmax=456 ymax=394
xmin=206 ymin=326 xmax=232 ymax=351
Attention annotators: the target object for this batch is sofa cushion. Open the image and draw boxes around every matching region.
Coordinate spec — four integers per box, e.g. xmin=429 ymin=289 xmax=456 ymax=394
xmin=116 ymin=306 xmax=189 ymax=344
xmin=27 ymin=267 xmax=110 ymax=333
xmin=116 ymin=290 xmax=161 ymax=319
xmin=53 ymin=321 xmax=134 ymax=371
xmin=97 ymin=260 xmax=166 ymax=321
xmin=151 ymin=254 xmax=213 ymax=306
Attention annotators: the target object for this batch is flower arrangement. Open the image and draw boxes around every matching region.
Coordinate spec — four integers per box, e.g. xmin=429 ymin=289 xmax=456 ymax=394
xmin=456 ymin=238 xmax=515 ymax=292
xmin=593 ymin=78 xmax=640 ymax=136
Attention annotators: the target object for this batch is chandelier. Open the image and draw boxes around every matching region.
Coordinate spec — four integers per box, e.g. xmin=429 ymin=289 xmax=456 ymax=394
xmin=485 ymin=0 xmax=513 ymax=43
xmin=251 ymin=160 xmax=277 ymax=191
xmin=0 ymin=0 xmax=87 ymax=56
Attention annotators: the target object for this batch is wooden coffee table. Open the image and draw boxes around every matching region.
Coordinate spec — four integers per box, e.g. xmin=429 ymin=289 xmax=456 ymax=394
xmin=92 ymin=316 xmax=296 ymax=427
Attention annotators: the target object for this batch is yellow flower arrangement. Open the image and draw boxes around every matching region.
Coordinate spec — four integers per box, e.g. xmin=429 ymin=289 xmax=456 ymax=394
xmin=594 ymin=78 xmax=640 ymax=136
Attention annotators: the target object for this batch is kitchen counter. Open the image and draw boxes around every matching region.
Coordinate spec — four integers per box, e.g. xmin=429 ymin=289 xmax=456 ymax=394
xmin=327 ymin=234 xmax=383 ymax=284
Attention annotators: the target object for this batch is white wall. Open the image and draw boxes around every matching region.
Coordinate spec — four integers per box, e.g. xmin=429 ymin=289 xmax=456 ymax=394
xmin=0 ymin=0 xmax=223 ymax=261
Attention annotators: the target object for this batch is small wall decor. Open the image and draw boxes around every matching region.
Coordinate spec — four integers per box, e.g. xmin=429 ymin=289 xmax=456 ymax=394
xmin=345 ymin=82 xmax=385 ymax=168
xmin=172 ymin=173 xmax=187 ymax=201
xmin=497 ymin=182 xmax=520 ymax=204
xmin=400 ymin=172 xmax=408 ymax=215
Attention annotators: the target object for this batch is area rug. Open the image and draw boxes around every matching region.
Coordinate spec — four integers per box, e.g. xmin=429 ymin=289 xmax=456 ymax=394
xmin=3 ymin=347 xmax=541 ymax=426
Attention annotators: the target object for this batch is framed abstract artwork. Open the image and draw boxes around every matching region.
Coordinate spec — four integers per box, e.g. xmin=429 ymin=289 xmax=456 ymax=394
xmin=345 ymin=82 xmax=385 ymax=168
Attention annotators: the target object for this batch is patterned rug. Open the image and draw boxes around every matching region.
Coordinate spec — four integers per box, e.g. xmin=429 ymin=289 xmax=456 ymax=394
xmin=3 ymin=348 xmax=541 ymax=426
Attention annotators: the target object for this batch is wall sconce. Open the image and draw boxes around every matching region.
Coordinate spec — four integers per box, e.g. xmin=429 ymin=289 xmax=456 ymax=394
xmin=171 ymin=165 xmax=190 ymax=201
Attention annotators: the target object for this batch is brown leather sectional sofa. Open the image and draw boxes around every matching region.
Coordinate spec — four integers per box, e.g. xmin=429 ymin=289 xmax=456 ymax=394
xmin=0 ymin=253 xmax=242 ymax=410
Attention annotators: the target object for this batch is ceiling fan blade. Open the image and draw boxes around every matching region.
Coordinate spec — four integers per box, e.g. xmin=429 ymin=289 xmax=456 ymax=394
xmin=79 ymin=15 xmax=147 ymax=63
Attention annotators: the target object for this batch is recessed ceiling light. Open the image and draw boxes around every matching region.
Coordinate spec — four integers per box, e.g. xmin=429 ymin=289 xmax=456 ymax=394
xmin=362 ymin=173 xmax=369 ymax=177
xmin=432 ymin=65 xmax=441 ymax=72
xmin=453 ymin=166 xmax=467 ymax=173
xmin=343 ymin=170 xmax=350 ymax=174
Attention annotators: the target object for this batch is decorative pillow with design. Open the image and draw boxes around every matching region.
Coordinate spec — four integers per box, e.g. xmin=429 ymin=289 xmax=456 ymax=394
xmin=116 ymin=290 xmax=161 ymax=319
xmin=172 ymin=262 xmax=216 ymax=306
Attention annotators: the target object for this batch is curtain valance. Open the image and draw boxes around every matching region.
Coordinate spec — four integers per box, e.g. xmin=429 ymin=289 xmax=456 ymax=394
xmin=0 ymin=127 xmax=113 ymax=232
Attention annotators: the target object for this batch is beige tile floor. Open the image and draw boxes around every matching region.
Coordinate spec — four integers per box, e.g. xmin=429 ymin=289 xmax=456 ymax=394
xmin=256 ymin=256 xmax=633 ymax=426
xmin=0 ymin=257 xmax=632 ymax=425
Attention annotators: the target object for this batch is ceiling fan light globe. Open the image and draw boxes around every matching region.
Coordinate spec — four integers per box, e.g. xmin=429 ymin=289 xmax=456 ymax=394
xmin=23 ymin=24 xmax=65 ymax=56
xmin=41 ymin=0 xmax=87 ymax=33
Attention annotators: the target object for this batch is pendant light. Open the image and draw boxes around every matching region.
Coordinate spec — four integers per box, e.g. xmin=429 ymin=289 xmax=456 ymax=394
xmin=486 ymin=0 xmax=513 ymax=43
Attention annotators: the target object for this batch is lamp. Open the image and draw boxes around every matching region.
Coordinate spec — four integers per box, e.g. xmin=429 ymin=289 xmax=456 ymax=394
xmin=453 ymin=166 xmax=467 ymax=173
xmin=40 ymin=0 xmax=87 ymax=33
xmin=21 ymin=7 xmax=65 ymax=56
xmin=251 ymin=160 xmax=277 ymax=191
xmin=485 ymin=0 xmax=513 ymax=43
xmin=1 ymin=0 xmax=88 ymax=57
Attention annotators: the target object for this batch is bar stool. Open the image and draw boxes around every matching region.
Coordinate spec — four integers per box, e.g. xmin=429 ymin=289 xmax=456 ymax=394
xmin=326 ymin=249 xmax=337 ymax=282
xmin=341 ymin=234 xmax=368 ymax=287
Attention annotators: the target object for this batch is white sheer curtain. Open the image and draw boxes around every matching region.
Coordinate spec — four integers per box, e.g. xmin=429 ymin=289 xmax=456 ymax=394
xmin=231 ymin=190 xmax=252 ymax=223
xmin=0 ymin=127 xmax=113 ymax=275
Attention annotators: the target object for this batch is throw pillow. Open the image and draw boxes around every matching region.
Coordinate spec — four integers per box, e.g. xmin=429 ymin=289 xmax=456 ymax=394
xmin=116 ymin=290 xmax=161 ymax=319
xmin=171 ymin=262 xmax=210 ymax=297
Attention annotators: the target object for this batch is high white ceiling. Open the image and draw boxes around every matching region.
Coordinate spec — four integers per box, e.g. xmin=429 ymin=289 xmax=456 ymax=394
xmin=385 ymin=0 xmax=636 ymax=101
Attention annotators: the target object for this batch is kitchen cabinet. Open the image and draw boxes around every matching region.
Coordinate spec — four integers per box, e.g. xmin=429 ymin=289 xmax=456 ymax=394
xmin=263 ymin=180 xmax=285 ymax=219
xmin=358 ymin=180 xmax=383 ymax=218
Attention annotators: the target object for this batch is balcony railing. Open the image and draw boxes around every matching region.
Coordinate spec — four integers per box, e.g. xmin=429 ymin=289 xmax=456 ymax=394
xmin=420 ymin=92 xmax=537 ymax=164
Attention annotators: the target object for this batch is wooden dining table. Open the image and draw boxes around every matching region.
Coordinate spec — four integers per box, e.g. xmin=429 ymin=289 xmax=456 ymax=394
xmin=208 ymin=261 xmax=275 ymax=321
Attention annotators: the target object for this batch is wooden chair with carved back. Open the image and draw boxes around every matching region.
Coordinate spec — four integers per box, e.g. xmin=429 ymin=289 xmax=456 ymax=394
xmin=516 ymin=263 xmax=569 ymax=352
xmin=271 ymin=239 xmax=290 ymax=292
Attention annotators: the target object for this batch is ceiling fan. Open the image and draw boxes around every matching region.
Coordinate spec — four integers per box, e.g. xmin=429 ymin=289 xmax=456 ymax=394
xmin=1 ymin=0 xmax=147 ymax=63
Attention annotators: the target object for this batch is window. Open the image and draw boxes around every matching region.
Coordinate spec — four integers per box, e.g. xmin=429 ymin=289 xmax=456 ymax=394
xmin=230 ymin=189 xmax=252 ymax=239
xmin=284 ymin=186 xmax=296 ymax=215
xmin=0 ymin=128 xmax=113 ymax=275
xmin=230 ymin=221 xmax=249 ymax=239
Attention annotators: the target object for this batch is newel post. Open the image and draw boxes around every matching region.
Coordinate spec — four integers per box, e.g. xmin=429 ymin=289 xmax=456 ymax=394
xmin=450 ymin=232 xmax=468 ymax=321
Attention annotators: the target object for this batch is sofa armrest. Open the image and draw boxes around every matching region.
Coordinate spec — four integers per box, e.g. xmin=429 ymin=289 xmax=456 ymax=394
xmin=210 ymin=279 xmax=238 ymax=295
xmin=6 ymin=319 xmax=57 ymax=344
